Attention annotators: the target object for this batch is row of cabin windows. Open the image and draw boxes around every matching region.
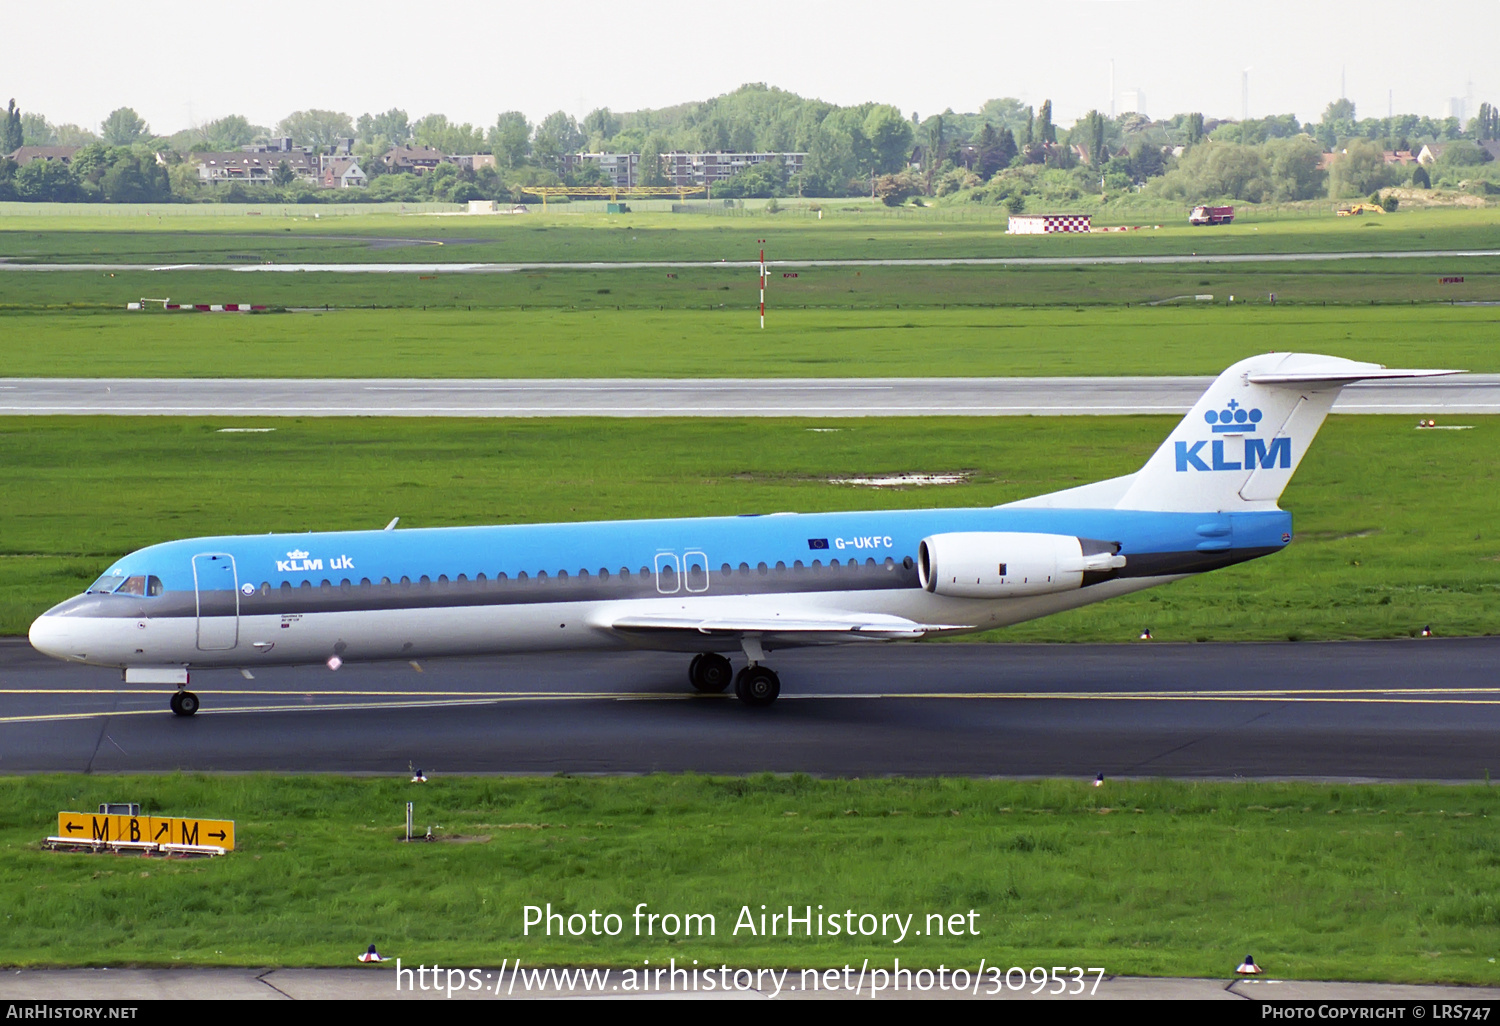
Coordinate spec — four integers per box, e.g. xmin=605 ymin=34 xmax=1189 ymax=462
xmin=254 ymin=556 xmax=915 ymax=595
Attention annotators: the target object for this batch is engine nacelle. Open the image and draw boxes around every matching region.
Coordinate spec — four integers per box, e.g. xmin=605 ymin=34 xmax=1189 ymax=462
xmin=917 ymin=532 xmax=1126 ymax=599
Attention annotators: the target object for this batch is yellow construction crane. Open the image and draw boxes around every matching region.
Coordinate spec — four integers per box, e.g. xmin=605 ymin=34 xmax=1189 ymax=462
xmin=519 ymin=185 xmax=709 ymax=208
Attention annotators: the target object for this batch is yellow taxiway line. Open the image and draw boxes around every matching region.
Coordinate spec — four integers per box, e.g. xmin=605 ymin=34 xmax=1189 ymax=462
xmin=2 ymin=686 xmax=1500 ymax=725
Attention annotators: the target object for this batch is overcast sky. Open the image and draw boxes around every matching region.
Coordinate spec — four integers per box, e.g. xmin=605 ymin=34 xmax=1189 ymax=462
xmin=8 ymin=0 xmax=1497 ymax=135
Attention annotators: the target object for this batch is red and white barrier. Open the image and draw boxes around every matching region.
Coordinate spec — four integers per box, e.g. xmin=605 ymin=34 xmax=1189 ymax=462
xmin=127 ymin=302 xmax=267 ymax=312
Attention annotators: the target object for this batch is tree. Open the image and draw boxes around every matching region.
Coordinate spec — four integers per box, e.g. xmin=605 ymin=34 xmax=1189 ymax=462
xmin=1436 ymin=139 xmax=1488 ymax=167
xmin=13 ymin=158 xmax=76 ymax=201
xmin=489 ymin=112 xmax=531 ymax=169
xmin=1127 ymin=137 xmax=1166 ymax=181
xmin=975 ymin=123 xmax=1002 ymax=180
xmin=1317 ymin=98 xmax=1357 ymax=148
xmin=101 ymin=107 xmax=148 ymax=146
xmin=1037 ymin=100 xmax=1055 ymax=144
xmin=1185 ymin=112 xmax=1205 ymax=146
xmin=1079 ymin=110 xmax=1108 ymax=166
xmin=873 ymin=169 xmax=921 ymax=206
xmin=101 ymin=152 xmax=168 ymax=202
xmin=1327 ymin=138 xmax=1392 ymax=197
xmin=532 ymin=111 xmax=583 ymax=173
xmin=53 ymin=124 xmax=98 ymax=146
xmin=639 ymin=134 xmax=668 ymax=187
xmin=995 ymin=126 xmax=1018 ymax=169
xmin=358 ymin=109 xmax=411 ymax=146
xmin=202 ymin=115 xmax=258 ymax=151
xmin=1470 ymin=102 xmax=1497 ymax=141
xmin=20 ymin=112 xmax=53 ymax=146
xmin=864 ymin=105 xmax=914 ymax=174
xmin=1264 ymin=135 xmax=1326 ymax=201
xmin=412 ymin=114 xmax=485 ymax=154
xmin=582 ymin=107 xmax=619 ymax=143
xmin=4 ymin=99 xmax=26 ymax=153
xmin=1412 ymin=164 xmax=1430 ymax=189
xmin=713 ymin=158 xmax=788 ymax=199
xmin=275 ymin=109 xmax=354 ymax=149
xmin=1020 ymin=106 xmax=1034 ymax=146
xmin=272 ymin=160 xmax=296 ymax=187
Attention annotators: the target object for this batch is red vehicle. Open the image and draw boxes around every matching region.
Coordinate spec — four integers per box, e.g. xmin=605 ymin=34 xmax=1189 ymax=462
xmin=1189 ymin=205 xmax=1234 ymax=226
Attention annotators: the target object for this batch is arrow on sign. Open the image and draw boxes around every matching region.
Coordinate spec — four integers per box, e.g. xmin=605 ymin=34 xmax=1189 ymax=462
xmin=155 ymin=823 xmax=170 ymax=840
xmin=209 ymin=830 xmax=226 ymax=841
xmin=65 ymin=822 xmax=81 ymax=834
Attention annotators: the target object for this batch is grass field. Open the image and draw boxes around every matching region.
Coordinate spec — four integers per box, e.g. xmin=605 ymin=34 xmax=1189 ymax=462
xmin=2 ymin=414 xmax=1495 ymax=641
xmin=3 ymin=305 xmax=1497 ymax=379
xmin=2 ymin=259 xmax=1499 ymax=313
xmin=2 ymin=205 xmax=1499 ymax=265
xmin=3 ymin=774 xmax=1497 ymax=981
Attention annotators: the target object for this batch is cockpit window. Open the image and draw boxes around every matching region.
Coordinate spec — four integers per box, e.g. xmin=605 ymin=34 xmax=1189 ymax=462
xmin=86 ymin=573 xmax=163 ymax=596
xmin=87 ymin=573 xmax=126 ymax=594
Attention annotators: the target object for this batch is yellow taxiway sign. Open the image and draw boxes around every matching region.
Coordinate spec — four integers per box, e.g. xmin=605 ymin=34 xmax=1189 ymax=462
xmin=57 ymin=812 xmax=234 ymax=850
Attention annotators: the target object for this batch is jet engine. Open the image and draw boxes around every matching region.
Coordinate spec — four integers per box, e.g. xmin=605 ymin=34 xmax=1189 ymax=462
xmin=917 ymin=532 xmax=1126 ymax=598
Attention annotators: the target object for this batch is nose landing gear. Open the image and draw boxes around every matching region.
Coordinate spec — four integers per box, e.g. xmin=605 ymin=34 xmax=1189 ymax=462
xmin=169 ymin=689 xmax=200 ymax=717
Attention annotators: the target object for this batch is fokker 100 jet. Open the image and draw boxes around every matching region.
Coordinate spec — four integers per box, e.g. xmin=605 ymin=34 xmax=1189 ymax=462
xmin=29 ymin=353 xmax=1454 ymax=715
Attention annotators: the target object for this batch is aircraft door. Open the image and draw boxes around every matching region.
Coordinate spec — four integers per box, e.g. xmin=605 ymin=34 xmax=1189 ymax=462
xmin=654 ymin=553 xmax=680 ymax=594
xmin=192 ymin=553 xmax=240 ymax=651
xmin=684 ymin=551 xmax=710 ymax=593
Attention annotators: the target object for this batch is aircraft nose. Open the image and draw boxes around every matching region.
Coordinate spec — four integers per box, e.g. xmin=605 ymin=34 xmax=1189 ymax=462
xmin=29 ymin=611 xmax=81 ymax=661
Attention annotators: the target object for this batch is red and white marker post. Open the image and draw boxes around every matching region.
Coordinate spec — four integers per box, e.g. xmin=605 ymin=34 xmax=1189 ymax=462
xmin=758 ymin=239 xmax=766 ymax=329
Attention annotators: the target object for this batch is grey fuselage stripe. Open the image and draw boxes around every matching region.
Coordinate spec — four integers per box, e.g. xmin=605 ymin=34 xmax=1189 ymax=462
xmin=50 ymin=548 xmax=1273 ymax=620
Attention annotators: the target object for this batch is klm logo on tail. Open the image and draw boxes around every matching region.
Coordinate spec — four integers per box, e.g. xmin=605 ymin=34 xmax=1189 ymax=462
xmin=1175 ymin=403 xmax=1292 ymax=472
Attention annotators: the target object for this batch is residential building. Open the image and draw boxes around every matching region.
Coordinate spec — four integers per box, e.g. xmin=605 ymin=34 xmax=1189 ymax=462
xmin=659 ymin=151 xmax=806 ymax=188
xmin=381 ymin=145 xmax=447 ymax=175
xmin=5 ymin=146 xmax=81 ymax=166
xmin=194 ymin=147 xmax=318 ymax=184
xmin=322 ymin=158 xmax=367 ymax=189
xmin=566 ymin=152 xmax=640 ymax=187
xmin=451 ymin=154 xmax=496 ymax=172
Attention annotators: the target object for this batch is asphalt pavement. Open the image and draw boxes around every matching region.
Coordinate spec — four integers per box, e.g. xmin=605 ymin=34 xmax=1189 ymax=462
xmin=2 ymin=637 xmax=1495 ymax=778
xmin=1 ymin=374 xmax=1493 ymax=416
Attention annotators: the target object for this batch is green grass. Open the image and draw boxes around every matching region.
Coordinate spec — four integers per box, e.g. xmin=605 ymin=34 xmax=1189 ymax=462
xmin=2 ymin=305 xmax=1497 ymax=378
xmin=3 ymin=260 xmax=1500 ymax=313
xmin=3 ymin=415 xmax=1495 ymax=640
xmin=2 ymin=774 xmax=1497 ymax=981
xmin=2 ymin=205 xmax=1499 ymax=265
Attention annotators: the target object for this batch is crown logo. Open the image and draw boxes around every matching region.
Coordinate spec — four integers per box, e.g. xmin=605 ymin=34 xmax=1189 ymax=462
xmin=1205 ymin=399 xmax=1263 ymax=433
xmin=286 ymin=549 xmax=310 ymax=560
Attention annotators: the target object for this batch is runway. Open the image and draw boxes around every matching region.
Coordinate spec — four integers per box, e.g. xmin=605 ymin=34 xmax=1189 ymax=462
xmin=2 ymin=374 xmax=1493 ymax=416
xmin=2 ymin=637 xmax=1496 ymax=779
xmin=3 ymin=248 xmax=1500 ymax=273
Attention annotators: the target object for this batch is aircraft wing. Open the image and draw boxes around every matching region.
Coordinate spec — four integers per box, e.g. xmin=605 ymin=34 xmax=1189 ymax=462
xmin=606 ymin=610 xmax=970 ymax=645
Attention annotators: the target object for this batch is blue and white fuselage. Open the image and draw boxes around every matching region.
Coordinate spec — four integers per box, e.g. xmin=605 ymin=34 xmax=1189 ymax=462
xmin=28 ymin=353 xmax=1457 ymax=712
xmin=30 ymin=505 xmax=1290 ymax=668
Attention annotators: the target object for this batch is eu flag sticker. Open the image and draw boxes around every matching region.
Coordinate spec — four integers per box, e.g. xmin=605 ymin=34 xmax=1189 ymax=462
xmin=807 ymin=538 xmax=829 ymax=550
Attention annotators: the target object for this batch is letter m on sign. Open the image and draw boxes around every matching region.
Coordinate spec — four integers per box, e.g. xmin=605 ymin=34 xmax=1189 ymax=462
xmin=1246 ymin=437 xmax=1292 ymax=470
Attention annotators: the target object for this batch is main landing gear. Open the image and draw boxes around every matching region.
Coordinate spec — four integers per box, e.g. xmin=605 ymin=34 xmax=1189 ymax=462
xmin=688 ymin=653 xmax=733 ymax=693
xmin=169 ymin=689 xmax=200 ymax=717
xmin=688 ymin=647 xmax=781 ymax=707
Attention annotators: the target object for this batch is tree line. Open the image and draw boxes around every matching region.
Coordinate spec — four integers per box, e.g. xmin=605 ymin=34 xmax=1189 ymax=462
xmin=3 ymin=87 xmax=1497 ymax=206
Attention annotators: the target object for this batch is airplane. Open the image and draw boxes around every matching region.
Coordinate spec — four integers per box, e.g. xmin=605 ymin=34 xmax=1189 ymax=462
xmin=29 ymin=353 xmax=1456 ymax=716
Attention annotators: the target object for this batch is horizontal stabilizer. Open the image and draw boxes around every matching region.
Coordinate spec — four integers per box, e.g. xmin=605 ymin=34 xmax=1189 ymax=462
xmin=1247 ymin=356 xmax=1462 ymax=387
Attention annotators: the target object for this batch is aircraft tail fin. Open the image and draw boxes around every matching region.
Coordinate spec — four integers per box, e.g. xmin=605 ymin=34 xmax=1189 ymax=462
xmin=1113 ymin=353 xmax=1459 ymax=513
